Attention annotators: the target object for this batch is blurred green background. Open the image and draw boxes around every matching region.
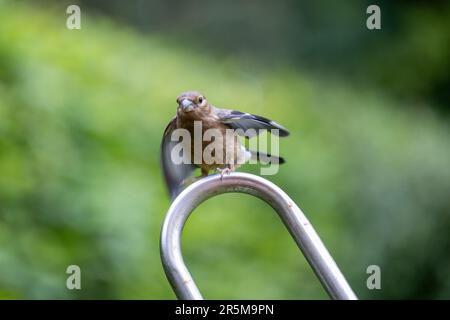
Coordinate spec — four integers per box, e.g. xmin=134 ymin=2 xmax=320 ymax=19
xmin=0 ymin=0 xmax=449 ymax=299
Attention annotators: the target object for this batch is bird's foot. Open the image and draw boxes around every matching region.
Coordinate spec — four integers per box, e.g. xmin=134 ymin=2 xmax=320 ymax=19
xmin=217 ymin=167 xmax=233 ymax=180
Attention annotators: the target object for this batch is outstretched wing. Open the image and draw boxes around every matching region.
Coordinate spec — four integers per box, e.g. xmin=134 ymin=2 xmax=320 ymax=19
xmin=216 ymin=108 xmax=289 ymax=138
xmin=160 ymin=117 xmax=197 ymax=200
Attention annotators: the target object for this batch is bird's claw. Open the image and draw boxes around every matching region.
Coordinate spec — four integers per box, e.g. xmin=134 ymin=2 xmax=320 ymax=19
xmin=217 ymin=167 xmax=232 ymax=180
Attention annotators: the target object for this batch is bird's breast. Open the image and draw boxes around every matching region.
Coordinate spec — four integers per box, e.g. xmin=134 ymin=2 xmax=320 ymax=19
xmin=177 ymin=116 xmax=243 ymax=170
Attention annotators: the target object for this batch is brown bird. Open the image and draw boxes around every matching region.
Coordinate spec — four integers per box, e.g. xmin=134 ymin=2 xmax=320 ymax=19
xmin=161 ymin=91 xmax=289 ymax=199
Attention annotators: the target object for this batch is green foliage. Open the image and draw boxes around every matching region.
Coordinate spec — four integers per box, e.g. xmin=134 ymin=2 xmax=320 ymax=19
xmin=0 ymin=2 xmax=449 ymax=299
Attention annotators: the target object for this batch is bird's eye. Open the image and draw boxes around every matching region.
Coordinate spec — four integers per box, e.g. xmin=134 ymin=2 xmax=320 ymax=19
xmin=198 ymin=96 xmax=203 ymax=104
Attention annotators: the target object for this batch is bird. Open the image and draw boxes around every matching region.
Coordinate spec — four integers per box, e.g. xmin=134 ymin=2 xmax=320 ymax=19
xmin=161 ymin=91 xmax=289 ymax=200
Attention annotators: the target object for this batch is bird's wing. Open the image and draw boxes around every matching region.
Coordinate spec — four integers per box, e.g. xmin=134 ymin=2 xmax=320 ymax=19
xmin=161 ymin=117 xmax=197 ymax=200
xmin=216 ymin=108 xmax=289 ymax=138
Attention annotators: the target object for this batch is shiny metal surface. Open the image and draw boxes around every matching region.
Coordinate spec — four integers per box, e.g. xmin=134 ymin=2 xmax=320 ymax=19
xmin=160 ymin=172 xmax=357 ymax=300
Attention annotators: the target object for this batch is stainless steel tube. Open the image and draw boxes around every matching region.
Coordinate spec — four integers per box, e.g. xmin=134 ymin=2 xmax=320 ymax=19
xmin=160 ymin=172 xmax=357 ymax=300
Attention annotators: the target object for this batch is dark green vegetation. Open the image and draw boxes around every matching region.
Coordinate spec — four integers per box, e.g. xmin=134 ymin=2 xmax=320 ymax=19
xmin=0 ymin=1 xmax=449 ymax=299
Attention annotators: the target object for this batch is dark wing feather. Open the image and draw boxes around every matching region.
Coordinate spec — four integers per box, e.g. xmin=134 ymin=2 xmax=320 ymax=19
xmin=160 ymin=117 xmax=196 ymax=200
xmin=216 ymin=109 xmax=289 ymax=138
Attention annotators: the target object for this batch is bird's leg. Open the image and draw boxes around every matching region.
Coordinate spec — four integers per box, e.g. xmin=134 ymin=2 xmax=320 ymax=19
xmin=201 ymin=168 xmax=209 ymax=177
xmin=217 ymin=164 xmax=234 ymax=180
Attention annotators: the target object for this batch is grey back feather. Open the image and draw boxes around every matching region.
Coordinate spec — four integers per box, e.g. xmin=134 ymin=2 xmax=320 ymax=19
xmin=216 ymin=108 xmax=289 ymax=138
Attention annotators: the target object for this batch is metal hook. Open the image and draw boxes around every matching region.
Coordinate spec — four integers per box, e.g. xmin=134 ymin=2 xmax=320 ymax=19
xmin=160 ymin=172 xmax=357 ymax=300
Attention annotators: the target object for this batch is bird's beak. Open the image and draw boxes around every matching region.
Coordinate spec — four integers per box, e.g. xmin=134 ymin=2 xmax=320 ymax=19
xmin=179 ymin=99 xmax=194 ymax=112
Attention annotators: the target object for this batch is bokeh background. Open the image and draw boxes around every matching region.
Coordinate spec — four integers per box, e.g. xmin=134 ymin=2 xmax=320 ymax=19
xmin=0 ymin=0 xmax=449 ymax=299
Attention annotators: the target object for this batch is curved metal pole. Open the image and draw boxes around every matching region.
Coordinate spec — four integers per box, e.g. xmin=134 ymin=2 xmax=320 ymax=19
xmin=160 ymin=172 xmax=357 ymax=300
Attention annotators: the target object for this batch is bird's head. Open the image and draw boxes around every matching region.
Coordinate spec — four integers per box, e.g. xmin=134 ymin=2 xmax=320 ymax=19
xmin=176 ymin=91 xmax=209 ymax=114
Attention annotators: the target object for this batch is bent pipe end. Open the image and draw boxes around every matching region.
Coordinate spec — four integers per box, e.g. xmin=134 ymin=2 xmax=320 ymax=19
xmin=160 ymin=172 xmax=357 ymax=300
